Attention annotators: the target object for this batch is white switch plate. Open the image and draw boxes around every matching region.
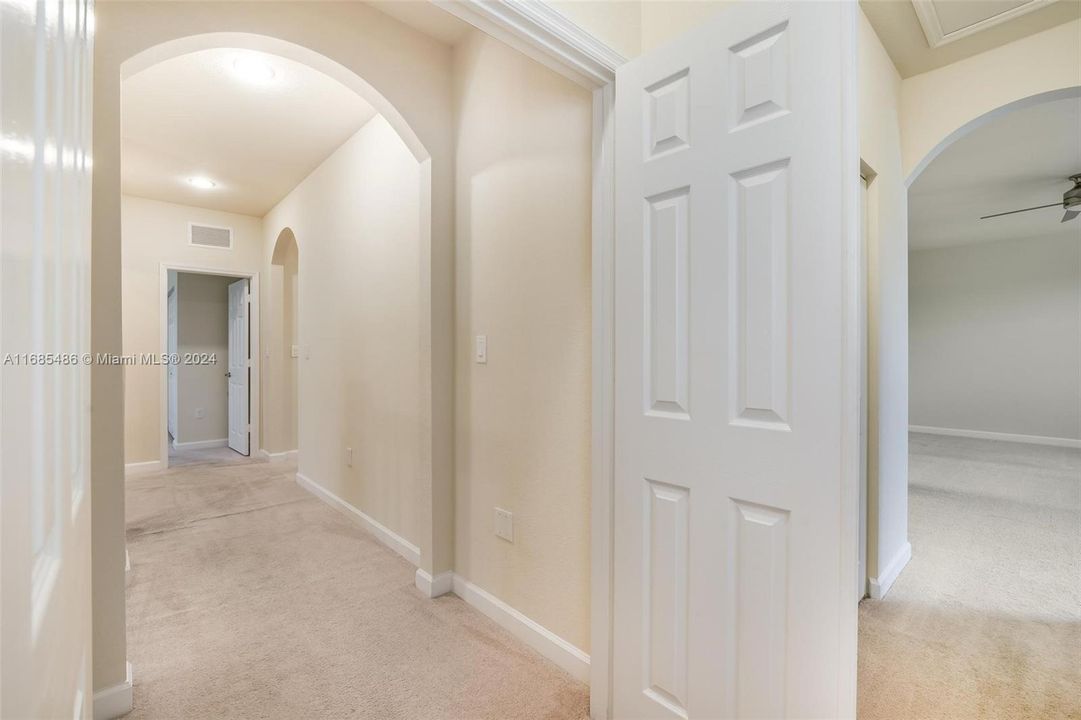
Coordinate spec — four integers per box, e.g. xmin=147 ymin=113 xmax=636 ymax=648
xmin=494 ymin=507 xmax=513 ymax=543
xmin=194 ymin=408 xmax=205 ymax=419
xmin=291 ymin=344 xmax=300 ymax=358
xmin=345 ymin=447 xmax=353 ymax=467
xmin=475 ymin=334 xmax=487 ymax=364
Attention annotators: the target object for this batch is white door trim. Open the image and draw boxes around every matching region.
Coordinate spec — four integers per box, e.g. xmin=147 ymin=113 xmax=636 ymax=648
xmin=435 ymin=5 xmax=620 ymax=717
xmin=433 ymin=3 xmax=857 ymax=717
xmin=158 ymin=264 xmax=261 ymax=470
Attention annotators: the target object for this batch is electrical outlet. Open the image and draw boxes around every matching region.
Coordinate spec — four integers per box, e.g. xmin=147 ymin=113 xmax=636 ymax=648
xmin=194 ymin=408 xmax=205 ymax=419
xmin=291 ymin=344 xmax=300 ymax=358
xmin=345 ymin=447 xmax=353 ymax=467
xmin=494 ymin=507 xmax=514 ymax=543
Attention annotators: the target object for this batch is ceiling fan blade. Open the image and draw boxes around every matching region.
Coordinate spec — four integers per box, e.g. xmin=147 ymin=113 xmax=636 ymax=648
xmin=1062 ymin=209 xmax=1080 ymax=223
xmin=979 ymin=202 xmax=1063 ymax=220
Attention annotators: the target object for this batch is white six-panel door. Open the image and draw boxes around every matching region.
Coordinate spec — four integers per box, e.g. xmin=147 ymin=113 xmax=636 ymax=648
xmin=228 ymin=278 xmax=250 ymax=455
xmin=613 ymin=3 xmax=856 ymax=718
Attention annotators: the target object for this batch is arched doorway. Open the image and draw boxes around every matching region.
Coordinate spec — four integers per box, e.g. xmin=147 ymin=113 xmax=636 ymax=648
xmin=860 ymin=85 xmax=1081 ymax=720
xmin=92 ymin=7 xmax=456 ymax=706
xmin=266 ymin=227 xmax=299 ymax=460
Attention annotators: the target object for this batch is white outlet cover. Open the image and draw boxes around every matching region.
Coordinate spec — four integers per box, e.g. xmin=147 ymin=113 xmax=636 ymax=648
xmin=494 ymin=507 xmax=513 ymax=543
xmin=291 ymin=344 xmax=300 ymax=358
xmin=194 ymin=408 xmax=205 ymax=419
xmin=475 ymin=334 xmax=487 ymax=364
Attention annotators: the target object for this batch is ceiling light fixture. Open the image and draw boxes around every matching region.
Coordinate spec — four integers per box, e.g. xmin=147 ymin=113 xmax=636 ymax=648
xmin=188 ymin=176 xmax=217 ymax=190
xmin=232 ymin=54 xmax=276 ymax=85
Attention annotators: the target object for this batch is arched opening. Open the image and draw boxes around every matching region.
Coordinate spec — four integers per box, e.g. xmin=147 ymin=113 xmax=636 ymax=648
xmin=95 ymin=12 xmax=454 ymax=708
xmin=267 ymin=227 xmax=299 ymax=459
xmin=860 ymin=85 xmax=1081 ymax=719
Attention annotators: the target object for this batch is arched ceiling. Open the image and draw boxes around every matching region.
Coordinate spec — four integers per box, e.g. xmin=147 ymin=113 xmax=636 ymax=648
xmin=122 ymin=47 xmax=377 ymax=216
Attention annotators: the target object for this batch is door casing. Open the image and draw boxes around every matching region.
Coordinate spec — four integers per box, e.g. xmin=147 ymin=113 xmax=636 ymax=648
xmin=438 ymin=3 xmax=861 ymax=717
xmin=158 ymin=264 xmax=260 ymax=469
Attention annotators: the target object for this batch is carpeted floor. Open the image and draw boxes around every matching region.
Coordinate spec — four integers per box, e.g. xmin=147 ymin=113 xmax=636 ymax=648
xmin=125 ymin=452 xmax=589 ymax=719
xmin=858 ymin=433 xmax=1081 ymax=720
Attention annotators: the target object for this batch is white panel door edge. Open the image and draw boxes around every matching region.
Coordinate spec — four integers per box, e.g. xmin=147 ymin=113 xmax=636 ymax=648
xmin=612 ymin=3 xmax=858 ymax=718
xmin=228 ymin=278 xmax=251 ymax=456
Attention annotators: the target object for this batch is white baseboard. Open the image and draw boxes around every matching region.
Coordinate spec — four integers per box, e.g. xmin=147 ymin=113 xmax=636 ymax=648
xmin=295 ymin=473 xmax=421 ymax=567
xmin=260 ymin=448 xmax=298 ymax=462
xmin=869 ymin=541 xmax=911 ymax=600
xmin=910 ymin=425 xmax=1081 ymax=449
xmin=451 ymin=574 xmax=590 ymax=683
xmin=92 ymin=661 xmax=132 ymax=720
xmin=172 ymin=438 xmax=228 ymax=451
xmin=415 ymin=568 xmax=454 ymax=598
xmin=124 ymin=459 xmax=161 ymax=474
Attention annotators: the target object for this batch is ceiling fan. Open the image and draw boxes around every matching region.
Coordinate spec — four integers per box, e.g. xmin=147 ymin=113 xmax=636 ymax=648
xmin=979 ymin=174 xmax=1081 ymax=223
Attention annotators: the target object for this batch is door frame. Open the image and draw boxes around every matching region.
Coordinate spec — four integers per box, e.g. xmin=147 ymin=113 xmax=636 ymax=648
xmin=158 ymin=263 xmax=261 ymax=470
xmin=434 ymin=3 xmax=860 ymax=717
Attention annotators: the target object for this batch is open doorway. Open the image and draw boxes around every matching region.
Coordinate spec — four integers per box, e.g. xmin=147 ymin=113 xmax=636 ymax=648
xmin=859 ymin=94 xmax=1081 ymax=719
xmin=164 ymin=269 xmax=253 ymax=466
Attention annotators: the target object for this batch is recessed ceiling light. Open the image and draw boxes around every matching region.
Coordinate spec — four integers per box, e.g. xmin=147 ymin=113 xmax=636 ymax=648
xmin=188 ymin=176 xmax=217 ymax=190
xmin=232 ymin=54 xmax=276 ymax=85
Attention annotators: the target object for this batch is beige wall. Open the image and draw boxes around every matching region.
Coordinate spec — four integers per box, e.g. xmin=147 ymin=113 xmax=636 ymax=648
xmin=175 ymin=272 xmax=233 ymax=445
xmin=547 ymin=0 xmax=731 ymax=57
xmin=901 ymin=19 xmax=1081 ymax=179
xmin=263 ymin=115 xmax=423 ymax=550
xmin=453 ymin=31 xmax=593 ymax=651
xmin=121 ymin=195 xmax=263 ymax=464
xmin=910 ymin=235 xmax=1081 ymax=442
xmin=94 ymin=3 xmax=457 ymax=689
xmin=859 ymin=10 xmax=910 ymax=588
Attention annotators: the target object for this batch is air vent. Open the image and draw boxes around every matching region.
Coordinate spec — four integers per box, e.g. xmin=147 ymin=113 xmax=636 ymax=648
xmin=189 ymin=223 xmax=232 ymax=249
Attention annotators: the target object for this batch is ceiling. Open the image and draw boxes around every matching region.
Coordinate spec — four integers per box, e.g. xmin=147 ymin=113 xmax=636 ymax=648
xmin=861 ymin=0 xmax=1081 ymax=77
xmin=367 ymin=1 xmax=473 ymax=45
xmin=909 ymin=96 xmax=1081 ymax=250
xmin=122 ymin=48 xmax=377 ymax=216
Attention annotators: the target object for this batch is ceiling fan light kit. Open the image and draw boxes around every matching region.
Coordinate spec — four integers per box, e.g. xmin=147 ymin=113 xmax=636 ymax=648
xmin=979 ymin=174 xmax=1081 ymax=223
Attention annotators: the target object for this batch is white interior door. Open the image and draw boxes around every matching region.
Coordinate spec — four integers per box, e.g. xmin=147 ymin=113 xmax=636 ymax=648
xmin=167 ymin=285 xmax=179 ymax=440
xmin=228 ymin=278 xmax=250 ymax=455
xmin=612 ymin=3 xmax=857 ymax=718
xmin=1 ymin=0 xmax=94 ymax=716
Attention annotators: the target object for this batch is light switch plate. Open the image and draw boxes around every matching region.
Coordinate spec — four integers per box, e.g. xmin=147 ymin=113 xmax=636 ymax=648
xmin=291 ymin=344 xmax=300 ymax=358
xmin=345 ymin=447 xmax=353 ymax=467
xmin=475 ymin=334 xmax=487 ymax=364
xmin=494 ymin=507 xmax=513 ymax=543
xmin=194 ymin=408 xmax=205 ymax=419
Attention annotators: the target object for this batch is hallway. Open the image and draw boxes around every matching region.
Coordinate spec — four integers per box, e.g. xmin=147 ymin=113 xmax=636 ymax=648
xmin=858 ymin=433 xmax=1081 ymax=720
xmin=124 ymin=457 xmax=588 ymax=719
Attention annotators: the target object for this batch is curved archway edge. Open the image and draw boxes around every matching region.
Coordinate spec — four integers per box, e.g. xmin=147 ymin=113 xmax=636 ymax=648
xmin=121 ymin=32 xmax=430 ymax=163
xmin=92 ymin=2 xmax=456 ymax=694
xmin=906 ymin=86 xmax=1081 ymax=187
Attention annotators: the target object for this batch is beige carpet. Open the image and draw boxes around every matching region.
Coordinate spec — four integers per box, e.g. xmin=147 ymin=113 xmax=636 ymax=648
xmin=125 ymin=452 xmax=588 ymax=719
xmin=858 ymin=433 xmax=1081 ymax=720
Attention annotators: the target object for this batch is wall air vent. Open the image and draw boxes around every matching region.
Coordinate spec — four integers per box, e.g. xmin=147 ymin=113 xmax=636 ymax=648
xmin=189 ymin=223 xmax=233 ymax=250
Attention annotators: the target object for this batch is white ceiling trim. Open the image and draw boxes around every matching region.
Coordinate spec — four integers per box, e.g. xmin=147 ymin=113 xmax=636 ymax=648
xmin=912 ymin=0 xmax=1058 ymax=48
xmin=433 ymin=0 xmax=626 ymax=88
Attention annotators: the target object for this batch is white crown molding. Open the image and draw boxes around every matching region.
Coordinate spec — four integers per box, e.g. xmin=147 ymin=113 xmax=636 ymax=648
xmin=433 ymin=0 xmax=626 ymax=88
xmin=912 ymin=0 xmax=1057 ymax=48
